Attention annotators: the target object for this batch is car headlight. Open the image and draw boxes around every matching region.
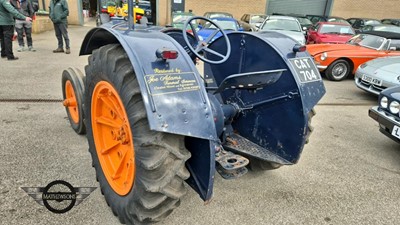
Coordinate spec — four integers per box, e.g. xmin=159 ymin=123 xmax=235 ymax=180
xmin=389 ymin=101 xmax=400 ymax=114
xmin=320 ymin=52 xmax=328 ymax=61
xmin=359 ymin=63 xmax=367 ymax=69
xmin=380 ymin=96 xmax=388 ymax=108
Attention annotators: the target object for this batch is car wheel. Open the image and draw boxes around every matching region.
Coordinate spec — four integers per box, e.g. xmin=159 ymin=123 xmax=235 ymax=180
xmin=85 ymin=44 xmax=191 ymax=224
xmin=326 ymin=59 xmax=351 ymax=81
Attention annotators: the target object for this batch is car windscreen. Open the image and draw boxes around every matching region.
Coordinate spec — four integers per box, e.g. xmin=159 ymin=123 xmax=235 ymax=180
xmin=373 ymin=26 xmax=400 ymax=34
xmin=173 ymin=15 xmax=193 ymax=23
xmin=204 ymin=20 xmax=237 ymax=30
xmin=209 ymin=13 xmax=233 ymax=19
xmin=297 ymin=17 xmax=312 ymax=26
xmin=320 ymin=24 xmax=355 ymax=35
xmin=347 ymin=34 xmax=386 ymax=50
xmin=260 ymin=18 xmax=301 ymax=32
xmin=250 ymin=15 xmax=266 ymax=24
xmin=365 ymin=20 xmax=381 ymax=25
xmin=327 ymin=18 xmax=349 ymax=25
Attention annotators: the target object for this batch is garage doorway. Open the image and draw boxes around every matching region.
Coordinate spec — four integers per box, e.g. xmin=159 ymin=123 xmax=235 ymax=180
xmin=88 ymin=0 xmax=157 ymax=24
xmin=266 ymin=0 xmax=333 ymax=16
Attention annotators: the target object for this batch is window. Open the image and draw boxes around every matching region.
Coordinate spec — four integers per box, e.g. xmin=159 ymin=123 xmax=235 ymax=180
xmin=389 ymin=39 xmax=400 ymax=51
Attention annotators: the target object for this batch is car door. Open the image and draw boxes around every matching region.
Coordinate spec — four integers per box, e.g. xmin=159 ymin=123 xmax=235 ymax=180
xmin=239 ymin=14 xmax=251 ymax=31
xmin=388 ymin=39 xmax=400 ymax=54
xmin=360 ymin=25 xmax=373 ymax=33
xmin=307 ymin=23 xmax=319 ymax=44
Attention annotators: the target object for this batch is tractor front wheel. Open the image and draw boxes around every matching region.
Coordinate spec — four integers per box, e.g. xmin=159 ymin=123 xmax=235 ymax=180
xmin=85 ymin=44 xmax=191 ymax=224
xmin=62 ymin=67 xmax=86 ymax=134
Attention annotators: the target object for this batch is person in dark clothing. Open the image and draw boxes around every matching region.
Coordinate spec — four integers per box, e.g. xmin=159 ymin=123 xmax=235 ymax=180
xmin=49 ymin=0 xmax=70 ymax=54
xmin=11 ymin=0 xmax=35 ymax=52
xmin=0 ymin=0 xmax=32 ymax=60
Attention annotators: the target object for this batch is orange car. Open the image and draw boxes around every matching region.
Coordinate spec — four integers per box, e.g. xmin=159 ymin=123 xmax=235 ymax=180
xmin=307 ymin=31 xmax=400 ymax=81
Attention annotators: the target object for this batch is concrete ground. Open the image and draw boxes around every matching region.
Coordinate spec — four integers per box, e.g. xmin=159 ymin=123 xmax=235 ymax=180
xmin=0 ymin=20 xmax=399 ymax=225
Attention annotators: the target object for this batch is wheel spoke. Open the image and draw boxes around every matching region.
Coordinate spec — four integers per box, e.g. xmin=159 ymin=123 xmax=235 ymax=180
xmin=99 ymin=96 xmax=124 ymax=121
xmin=195 ymin=43 xmax=205 ymax=53
xmin=101 ymin=141 xmax=120 ymax=155
xmin=96 ymin=116 xmax=121 ymax=128
xmin=203 ymin=47 xmax=225 ymax=59
xmin=112 ymin=148 xmax=128 ymax=180
xmin=205 ymin=29 xmax=220 ymax=44
xmin=189 ymin=22 xmax=200 ymax=42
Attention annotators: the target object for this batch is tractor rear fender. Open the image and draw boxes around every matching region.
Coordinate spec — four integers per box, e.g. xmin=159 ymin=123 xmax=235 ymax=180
xmin=204 ymin=31 xmax=326 ymax=164
xmin=80 ymin=26 xmax=217 ymax=201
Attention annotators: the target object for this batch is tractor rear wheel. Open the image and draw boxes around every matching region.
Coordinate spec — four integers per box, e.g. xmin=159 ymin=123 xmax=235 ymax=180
xmin=62 ymin=67 xmax=86 ymax=134
xmin=85 ymin=44 xmax=191 ymax=224
xmin=248 ymin=157 xmax=282 ymax=171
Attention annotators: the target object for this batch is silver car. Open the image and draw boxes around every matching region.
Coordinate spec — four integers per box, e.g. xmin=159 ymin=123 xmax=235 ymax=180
xmin=355 ymin=56 xmax=400 ymax=95
xmin=258 ymin=15 xmax=306 ymax=45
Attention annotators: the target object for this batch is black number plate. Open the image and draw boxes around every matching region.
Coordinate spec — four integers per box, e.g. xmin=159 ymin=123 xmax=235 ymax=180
xmin=289 ymin=57 xmax=322 ymax=83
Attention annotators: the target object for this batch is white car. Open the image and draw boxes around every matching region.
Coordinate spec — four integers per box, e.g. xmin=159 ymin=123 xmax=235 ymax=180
xmin=355 ymin=56 xmax=400 ymax=95
xmin=258 ymin=15 xmax=306 ymax=45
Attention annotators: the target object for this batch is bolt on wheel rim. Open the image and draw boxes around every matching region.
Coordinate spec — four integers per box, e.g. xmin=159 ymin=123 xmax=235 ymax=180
xmin=332 ymin=63 xmax=347 ymax=78
xmin=64 ymin=80 xmax=79 ymax=123
xmin=92 ymin=81 xmax=135 ymax=196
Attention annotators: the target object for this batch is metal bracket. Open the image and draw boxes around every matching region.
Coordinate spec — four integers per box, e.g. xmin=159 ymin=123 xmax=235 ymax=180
xmin=215 ymin=147 xmax=249 ymax=179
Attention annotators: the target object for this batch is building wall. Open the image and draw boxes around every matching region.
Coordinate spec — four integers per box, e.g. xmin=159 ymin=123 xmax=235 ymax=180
xmin=157 ymin=0 xmax=400 ymax=25
xmin=40 ymin=0 xmax=83 ymax=25
xmin=330 ymin=0 xmax=400 ymax=19
xmin=33 ymin=0 xmax=399 ymax=28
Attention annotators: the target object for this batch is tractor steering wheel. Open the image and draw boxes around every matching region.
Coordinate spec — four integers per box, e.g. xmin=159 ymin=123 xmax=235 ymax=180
xmin=183 ymin=16 xmax=231 ymax=64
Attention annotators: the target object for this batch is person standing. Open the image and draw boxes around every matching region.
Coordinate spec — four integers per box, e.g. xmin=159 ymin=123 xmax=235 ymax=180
xmin=0 ymin=0 xmax=32 ymax=60
xmin=11 ymin=0 xmax=35 ymax=52
xmin=49 ymin=0 xmax=70 ymax=54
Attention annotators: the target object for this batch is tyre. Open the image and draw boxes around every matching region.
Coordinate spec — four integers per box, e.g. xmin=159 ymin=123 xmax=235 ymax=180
xmin=305 ymin=108 xmax=316 ymax=144
xmin=85 ymin=44 xmax=191 ymax=224
xmin=248 ymin=157 xmax=282 ymax=171
xmin=62 ymin=67 xmax=86 ymax=134
xmin=248 ymin=108 xmax=316 ymax=171
xmin=325 ymin=59 xmax=351 ymax=81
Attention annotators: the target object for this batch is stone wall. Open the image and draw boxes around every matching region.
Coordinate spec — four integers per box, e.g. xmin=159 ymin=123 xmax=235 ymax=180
xmin=32 ymin=15 xmax=53 ymax=33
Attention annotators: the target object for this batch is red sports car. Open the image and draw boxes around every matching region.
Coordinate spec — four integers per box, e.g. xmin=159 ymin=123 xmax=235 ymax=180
xmin=307 ymin=22 xmax=355 ymax=44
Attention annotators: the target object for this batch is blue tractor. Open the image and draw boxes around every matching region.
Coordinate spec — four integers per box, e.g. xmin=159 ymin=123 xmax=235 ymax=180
xmin=61 ymin=8 xmax=325 ymax=225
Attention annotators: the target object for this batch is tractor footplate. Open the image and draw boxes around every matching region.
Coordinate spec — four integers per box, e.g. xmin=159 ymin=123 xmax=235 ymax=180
xmin=215 ymin=148 xmax=249 ymax=179
xmin=223 ymin=133 xmax=292 ymax=165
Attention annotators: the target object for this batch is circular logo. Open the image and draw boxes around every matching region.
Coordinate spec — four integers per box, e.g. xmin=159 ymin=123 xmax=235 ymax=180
xmin=42 ymin=180 xmax=76 ymax=214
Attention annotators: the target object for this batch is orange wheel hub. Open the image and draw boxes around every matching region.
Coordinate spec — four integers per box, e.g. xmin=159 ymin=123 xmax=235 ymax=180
xmin=92 ymin=81 xmax=135 ymax=196
xmin=63 ymin=80 xmax=79 ymax=123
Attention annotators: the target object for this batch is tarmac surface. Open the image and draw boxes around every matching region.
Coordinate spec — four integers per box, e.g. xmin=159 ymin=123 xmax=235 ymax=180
xmin=0 ymin=20 xmax=399 ymax=225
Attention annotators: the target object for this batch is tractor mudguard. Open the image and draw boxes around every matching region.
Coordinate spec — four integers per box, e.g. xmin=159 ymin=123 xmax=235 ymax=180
xmin=80 ymin=25 xmax=218 ymax=141
xmin=204 ymin=31 xmax=326 ymax=164
xmin=79 ymin=25 xmax=218 ymax=201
